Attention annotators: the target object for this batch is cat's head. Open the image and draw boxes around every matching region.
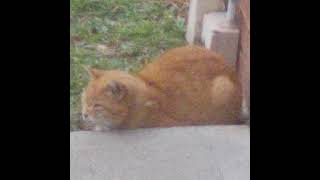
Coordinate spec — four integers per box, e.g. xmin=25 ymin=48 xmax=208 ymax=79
xmin=80 ymin=67 xmax=131 ymax=131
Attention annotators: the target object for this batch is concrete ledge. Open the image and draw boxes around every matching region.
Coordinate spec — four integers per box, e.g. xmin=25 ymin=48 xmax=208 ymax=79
xmin=201 ymin=12 xmax=227 ymax=44
xmin=202 ymin=12 xmax=240 ymax=66
xmin=186 ymin=0 xmax=226 ymax=44
xmin=71 ymin=125 xmax=250 ymax=180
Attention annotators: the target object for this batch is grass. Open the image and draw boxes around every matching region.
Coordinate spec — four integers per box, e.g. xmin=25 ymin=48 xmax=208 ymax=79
xmin=70 ymin=0 xmax=187 ymax=131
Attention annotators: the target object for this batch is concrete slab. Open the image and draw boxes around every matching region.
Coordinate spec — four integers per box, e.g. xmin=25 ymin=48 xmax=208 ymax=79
xmin=71 ymin=125 xmax=250 ymax=180
xmin=201 ymin=12 xmax=226 ymax=44
xmin=186 ymin=0 xmax=226 ymax=44
xmin=202 ymin=12 xmax=240 ymax=66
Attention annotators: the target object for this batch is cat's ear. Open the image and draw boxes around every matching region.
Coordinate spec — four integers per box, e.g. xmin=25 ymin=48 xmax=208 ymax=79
xmin=106 ymin=80 xmax=127 ymax=101
xmin=83 ymin=65 xmax=104 ymax=79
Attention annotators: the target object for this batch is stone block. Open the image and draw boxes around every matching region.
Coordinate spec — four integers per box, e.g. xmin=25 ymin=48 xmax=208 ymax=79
xmin=202 ymin=12 xmax=240 ymax=66
xmin=186 ymin=0 xmax=226 ymax=44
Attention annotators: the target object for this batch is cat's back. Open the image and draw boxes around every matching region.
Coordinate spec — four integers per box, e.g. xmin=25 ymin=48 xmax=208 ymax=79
xmin=138 ymin=45 xmax=235 ymax=90
xmin=137 ymin=46 xmax=241 ymax=124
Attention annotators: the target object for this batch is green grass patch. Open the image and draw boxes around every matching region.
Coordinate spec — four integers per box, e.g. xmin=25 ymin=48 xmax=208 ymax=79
xmin=70 ymin=0 xmax=186 ymax=130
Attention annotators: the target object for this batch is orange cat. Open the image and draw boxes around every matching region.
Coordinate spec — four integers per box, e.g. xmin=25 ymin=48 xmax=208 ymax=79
xmin=81 ymin=46 xmax=242 ymax=131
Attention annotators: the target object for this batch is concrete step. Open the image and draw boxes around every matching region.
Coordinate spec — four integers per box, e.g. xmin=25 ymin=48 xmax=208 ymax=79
xmin=71 ymin=125 xmax=250 ymax=180
xmin=201 ymin=12 xmax=240 ymax=66
xmin=185 ymin=0 xmax=226 ymax=43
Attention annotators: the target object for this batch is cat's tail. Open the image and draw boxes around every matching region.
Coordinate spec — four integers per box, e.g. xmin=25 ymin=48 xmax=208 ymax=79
xmin=210 ymin=75 xmax=250 ymax=126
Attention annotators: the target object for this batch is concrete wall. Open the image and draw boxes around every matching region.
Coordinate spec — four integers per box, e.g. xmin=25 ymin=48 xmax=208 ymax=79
xmin=186 ymin=0 xmax=226 ymax=43
xmin=236 ymin=0 xmax=250 ymax=113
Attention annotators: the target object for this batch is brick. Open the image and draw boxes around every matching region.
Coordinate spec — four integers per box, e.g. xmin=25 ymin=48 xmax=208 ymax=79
xmin=238 ymin=50 xmax=250 ymax=110
xmin=239 ymin=0 xmax=250 ymax=20
xmin=239 ymin=29 xmax=250 ymax=56
xmin=235 ymin=0 xmax=250 ymax=114
xmin=238 ymin=54 xmax=250 ymax=112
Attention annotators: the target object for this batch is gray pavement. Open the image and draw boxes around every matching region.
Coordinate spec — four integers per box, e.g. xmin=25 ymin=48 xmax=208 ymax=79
xmin=70 ymin=125 xmax=250 ymax=180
